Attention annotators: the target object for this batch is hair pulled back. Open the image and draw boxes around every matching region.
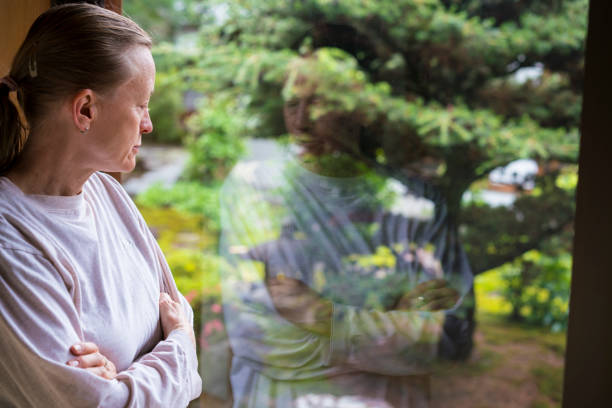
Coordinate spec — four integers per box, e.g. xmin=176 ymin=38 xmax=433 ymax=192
xmin=0 ymin=3 xmax=151 ymax=173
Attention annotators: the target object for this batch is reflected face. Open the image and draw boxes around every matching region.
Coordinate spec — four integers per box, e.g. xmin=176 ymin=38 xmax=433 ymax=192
xmin=88 ymin=46 xmax=155 ymax=173
xmin=283 ymin=81 xmax=360 ymax=156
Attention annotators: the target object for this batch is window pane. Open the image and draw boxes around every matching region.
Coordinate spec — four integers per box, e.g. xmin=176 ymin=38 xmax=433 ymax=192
xmin=126 ymin=1 xmax=588 ymax=406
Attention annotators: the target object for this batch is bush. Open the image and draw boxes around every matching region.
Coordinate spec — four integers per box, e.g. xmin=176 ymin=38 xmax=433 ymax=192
xmin=496 ymin=249 xmax=571 ymax=332
xmin=135 ymin=201 xmax=228 ymax=360
xmin=147 ymin=69 xmax=187 ymax=144
xmin=183 ymin=102 xmax=245 ymax=182
xmin=136 ymin=181 xmax=221 ymax=234
xmin=165 ymin=249 xmax=228 ymax=358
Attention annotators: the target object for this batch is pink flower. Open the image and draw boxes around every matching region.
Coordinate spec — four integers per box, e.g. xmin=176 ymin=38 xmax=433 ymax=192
xmin=203 ymin=319 xmax=224 ymax=337
xmin=211 ymin=303 xmax=222 ymax=314
xmin=199 ymin=337 xmax=209 ymax=350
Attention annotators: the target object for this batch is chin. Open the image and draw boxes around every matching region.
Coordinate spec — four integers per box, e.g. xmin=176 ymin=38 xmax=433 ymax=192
xmin=103 ymin=161 xmax=136 ymax=174
xmin=122 ymin=161 xmax=137 ymax=173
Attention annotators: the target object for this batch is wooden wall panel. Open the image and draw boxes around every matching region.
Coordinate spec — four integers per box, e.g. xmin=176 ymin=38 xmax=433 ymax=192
xmin=0 ymin=0 xmax=50 ymax=76
xmin=105 ymin=0 xmax=122 ymax=14
xmin=562 ymin=0 xmax=612 ymax=406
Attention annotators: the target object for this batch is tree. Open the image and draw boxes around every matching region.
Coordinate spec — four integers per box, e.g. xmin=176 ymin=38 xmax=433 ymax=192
xmin=128 ymin=0 xmax=587 ymax=333
xmin=184 ymin=0 xmax=585 ymax=274
xmin=124 ymin=0 xmax=211 ymax=41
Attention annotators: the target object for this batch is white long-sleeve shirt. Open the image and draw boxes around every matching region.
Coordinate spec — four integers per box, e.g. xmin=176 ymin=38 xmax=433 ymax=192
xmin=0 ymin=172 xmax=202 ymax=407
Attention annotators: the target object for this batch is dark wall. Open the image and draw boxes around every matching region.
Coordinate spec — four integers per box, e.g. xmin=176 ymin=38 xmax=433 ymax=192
xmin=563 ymin=0 xmax=612 ymax=406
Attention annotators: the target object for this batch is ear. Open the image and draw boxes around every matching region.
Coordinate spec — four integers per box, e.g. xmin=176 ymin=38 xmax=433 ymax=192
xmin=71 ymin=89 xmax=97 ymax=132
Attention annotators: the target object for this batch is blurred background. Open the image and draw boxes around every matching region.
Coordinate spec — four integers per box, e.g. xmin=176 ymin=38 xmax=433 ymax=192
xmin=118 ymin=1 xmax=588 ymax=406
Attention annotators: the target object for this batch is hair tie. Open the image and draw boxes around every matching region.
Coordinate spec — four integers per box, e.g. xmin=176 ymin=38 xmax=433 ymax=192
xmin=0 ymin=76 xmax=18 ymax=92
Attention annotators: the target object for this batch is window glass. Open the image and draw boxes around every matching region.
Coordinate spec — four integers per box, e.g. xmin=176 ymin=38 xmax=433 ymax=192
xmin=125 ymin=1 xmax=588 ymax=406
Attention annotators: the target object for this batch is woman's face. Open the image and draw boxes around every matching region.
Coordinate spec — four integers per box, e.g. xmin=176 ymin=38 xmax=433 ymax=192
xmin=283 ymin=92 xmax=359 ymax=155
xmin=86 ymin=46 xmax=155 ymax=173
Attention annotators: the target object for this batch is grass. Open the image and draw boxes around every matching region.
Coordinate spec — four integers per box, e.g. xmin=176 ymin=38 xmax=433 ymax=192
xmin=475 ymin=268 xmax=567 ymax=358
xmin=477 ymin=312 xmax=566 ymax=358
xmin=531 ymin=364 xmax=564 ymax=404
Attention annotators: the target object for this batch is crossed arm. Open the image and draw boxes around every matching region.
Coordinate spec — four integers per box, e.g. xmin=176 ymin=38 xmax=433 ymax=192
xmin=66 ymin=292 xmax=195 ymax=381
xmin=0 ymin=249 xmax=201 ymax=408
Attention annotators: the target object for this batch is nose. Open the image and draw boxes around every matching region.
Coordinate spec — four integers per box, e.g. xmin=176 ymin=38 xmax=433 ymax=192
xmin=141 ymin=109 xmax=153 ymax=134
xmin=295 ymin=100 xmax=311 ymax=132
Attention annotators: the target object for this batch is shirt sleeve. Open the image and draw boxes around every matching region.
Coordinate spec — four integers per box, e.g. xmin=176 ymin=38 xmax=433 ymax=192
xmin=220 ymin=253 xmax=445 ymax=377
xmin=327 ymin=304 xmax=444 ymax=374
xmin=218 ymin=195 xmax=444 ymax=378
xmin=0 ymin=248 xmax=199 ymax=408
xmin=217 ymin=170 xmax=474 ymax=378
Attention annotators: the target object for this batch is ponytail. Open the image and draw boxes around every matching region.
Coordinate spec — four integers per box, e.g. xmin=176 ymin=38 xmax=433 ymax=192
xmin=0 ymin=81 xmax=27 ymax=174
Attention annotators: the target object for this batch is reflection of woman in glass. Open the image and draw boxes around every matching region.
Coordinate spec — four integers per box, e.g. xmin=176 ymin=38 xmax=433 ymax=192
xmin=0 ymin=5 xmax=200 ymax=406
xmin=216 ymin=52 xmax=473 ymax=407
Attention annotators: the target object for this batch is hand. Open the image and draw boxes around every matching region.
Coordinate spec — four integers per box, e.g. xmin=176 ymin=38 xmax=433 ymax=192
xmin=396 ymin=279 xmax=460 ymax=311
xmin=159 ymin=292 xmax=196 ymax=346
xmin=66 ymin=342 xmax=117 ymax=380
xmin=266 ymin=275 xmax=332 ymax=336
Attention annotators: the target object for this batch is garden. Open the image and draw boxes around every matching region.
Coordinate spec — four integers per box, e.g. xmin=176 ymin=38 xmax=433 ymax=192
xmin=123 ymin=1 xmax=587 ymax=406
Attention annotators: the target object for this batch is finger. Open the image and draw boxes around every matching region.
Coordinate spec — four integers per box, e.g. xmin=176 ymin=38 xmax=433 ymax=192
xmin=425 ymin=297 xmax=459 ymax=311
xmin=67 ymin=352 xmax=105 ymax=369
xmin=84 ymin=365 xmax=116 ymax=380
xmin=412 ymin=279 xmax=446 ymax=295
xmin=159 ymin=292 xmax=173 ymax=302
xmin=421 ymin=279 xmax=448 ymax=290
xmin=70 ymin=342 xmax=99 ymax=356
xmin=423 ymin=287 xmax=459 ymax=301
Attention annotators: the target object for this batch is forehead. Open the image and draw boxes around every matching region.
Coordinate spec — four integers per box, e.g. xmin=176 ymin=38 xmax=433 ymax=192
xmin=119 ymin=47 xmax=155 ymax=93
xmin=285 ymin=75 xmax=320 ymax=102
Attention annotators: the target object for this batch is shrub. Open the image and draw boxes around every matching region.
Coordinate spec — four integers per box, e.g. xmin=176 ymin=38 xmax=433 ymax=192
xmin=183 ymin=101 xmax=245 ymax=182
xmin=136 ymin=181 xmax=221 ymax=234
xmin=497 ymin=249 xmax=571 ymax=332
xmin=147 ymin=70 xmax=187 ymax=144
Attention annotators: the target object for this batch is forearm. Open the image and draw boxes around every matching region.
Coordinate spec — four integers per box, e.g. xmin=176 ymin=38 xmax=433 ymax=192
xmin=113 ymin=329 xmax=201 ymax=407
xmin=328 ymin=304 xmax=445 ymax=375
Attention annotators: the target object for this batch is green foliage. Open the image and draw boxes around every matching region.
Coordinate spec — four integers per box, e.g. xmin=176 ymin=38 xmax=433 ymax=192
xmin=475 ymin=220 xmax=573 ymax=333
xmin=147 ymin=69 xmax=186 ymax=144
xmin=136 ymin=182 xmax=221 ymax=234
xmin=183 ymin=101 xmax=246 ymax=182
xmin=188 ymin=0 xmax=585 ymax=224
xmin=137 ymin=203 xmax=227 ymax=358
xmin=461 ymin=171 xmax=576 ymax=274
xmin=531 ymin=364 xmax=564 ymax=404
xmin=166 ymin=249 xmax=222 ymax=293
xmin=476 ymin=313 xmax=566 ymax=357
xmin=124 ymin=0 xmax=211 ymax=41
xmin=474 ymin=269 xmax=513 ymax=316
xmin=498 ymin=249 xmax=571 ymax=332
xmin=126 ymin=0 xmax=588 ymax=332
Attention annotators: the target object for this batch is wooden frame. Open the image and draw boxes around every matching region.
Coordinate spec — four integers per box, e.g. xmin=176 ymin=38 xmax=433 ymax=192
xmin=562 ymin=0 xmax=612 ymax=406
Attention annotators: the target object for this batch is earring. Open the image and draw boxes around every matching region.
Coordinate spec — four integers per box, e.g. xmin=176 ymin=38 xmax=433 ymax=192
xmin=80 ymin=127 xmax=89 ymax=134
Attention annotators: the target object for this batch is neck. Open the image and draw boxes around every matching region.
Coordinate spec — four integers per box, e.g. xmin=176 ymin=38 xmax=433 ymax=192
xmin=297 ymin=150 xmax=369 ymax=178
xmin=5 ymin=128 xmax=94 ymax=196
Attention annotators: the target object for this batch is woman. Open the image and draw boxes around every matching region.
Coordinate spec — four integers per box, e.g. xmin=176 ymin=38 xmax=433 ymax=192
xmin=213 ymin=53 xmax=472 ymax=407
xmin=0 ymin=4 xmax=201 ymax=407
